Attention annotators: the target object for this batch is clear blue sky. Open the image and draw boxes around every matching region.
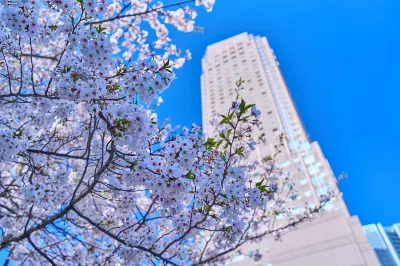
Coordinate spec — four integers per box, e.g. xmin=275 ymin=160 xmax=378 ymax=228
xmin=0 ymin=1 xmax=398 ymax=262
xmin=159 ymin=0 xmax=400 ymax=226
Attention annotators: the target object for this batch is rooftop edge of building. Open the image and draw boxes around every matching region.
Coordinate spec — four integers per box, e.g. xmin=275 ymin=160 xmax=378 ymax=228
xmin=202 ymin=32 xmax=252 ymax=57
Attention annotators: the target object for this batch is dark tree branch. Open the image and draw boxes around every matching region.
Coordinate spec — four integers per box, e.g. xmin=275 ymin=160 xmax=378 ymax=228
xmin=88 ymin=0 xmax=195 ymax=25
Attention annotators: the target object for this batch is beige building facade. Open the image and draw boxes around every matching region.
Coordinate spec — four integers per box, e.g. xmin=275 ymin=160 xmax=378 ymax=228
xmin=200 ymin=33 xmax=379 ymax=266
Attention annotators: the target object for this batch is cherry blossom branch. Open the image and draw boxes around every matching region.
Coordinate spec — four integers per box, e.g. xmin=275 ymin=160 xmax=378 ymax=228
xmin=0 ymin=1 xmax=339 ymax=264
xmin=0 ymin=142 xmax=116 ymax=249
xmin=72 ymin=207 xmax=178 ymax=266
xmin=20 ymin=54 xmax=59 ymax=61
xmin=88 ymin=0 xmax=195 ymax=25
xmin=27 ymin=235 xmax=56 ymax=266
xmin=195 ymin=203 xmax=329 ymax=265
xmin=26 ymin=149 xmax=86 ymax=160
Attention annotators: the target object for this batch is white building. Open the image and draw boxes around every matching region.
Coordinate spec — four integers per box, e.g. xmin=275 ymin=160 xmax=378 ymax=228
xmin=200 ymin=32 xmax=379 ymax=266
xmin=363 ymin=223 xmax=400 ymax=265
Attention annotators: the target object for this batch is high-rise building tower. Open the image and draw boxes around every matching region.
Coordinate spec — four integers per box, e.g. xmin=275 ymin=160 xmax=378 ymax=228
xmin=201 ymin=32 xmax=379 ymax=266
xmin=363 ymin=223 xmax=400 ymax=265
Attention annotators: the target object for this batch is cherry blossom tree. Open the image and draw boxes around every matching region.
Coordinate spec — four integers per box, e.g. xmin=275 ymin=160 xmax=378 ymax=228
xmin=0 ymin=0 xmax=336 ymax=265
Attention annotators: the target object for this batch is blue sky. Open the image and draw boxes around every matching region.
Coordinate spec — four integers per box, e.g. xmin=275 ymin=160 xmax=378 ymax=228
xmin=159 ymin=0 xmax=400 ymax=226
xmin=1 ymin=0 xmax=398 ymax=262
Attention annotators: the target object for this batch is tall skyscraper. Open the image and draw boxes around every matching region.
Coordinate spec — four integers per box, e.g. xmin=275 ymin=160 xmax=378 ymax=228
xmin=363 ymin=223 xmax=400 ymax=265
xmin=201 ymin=33 xmax=379 ymax=266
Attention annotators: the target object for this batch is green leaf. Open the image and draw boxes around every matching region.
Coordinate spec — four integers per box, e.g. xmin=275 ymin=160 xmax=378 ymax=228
xmin=204 ymin=137 xmax=217 ymax=151
xmin=215 ymin=139 xmax=223 ymax=149
xmin=221 ymin=153 xmax=226 ymax=162
xmin=235 ymin=147 xmax=245 ymax=157
xmin=263 ymin=155 xmax=273 ymax=162
xmin=257 ymin=185 xmax=267 ymax=193
xmin=220 ymin=119 xmax=228 ymax=125
xmin=95 ymin=24 xmax=107 ymax=33
xmin=104 ymin=219 xmax=114 ymax=225
xmin=239 ymin=99 xmax=246 ymax=113
xmin=219 ymin=114 xmax=229 ymax=125
xmin=244 ymin=104 xmax=255 ymax=111
xmin=185 ymin=170 xmax=195 ymax=180
xmin=256 ymin=180 xmax=267 ymax=193
xmin=13 ymin=130 xmax=23 ymax=139
xmin=161 ymin=59 xmax=172 ymax=70
xmin=235 ymin=77 xmax=245 ymax=87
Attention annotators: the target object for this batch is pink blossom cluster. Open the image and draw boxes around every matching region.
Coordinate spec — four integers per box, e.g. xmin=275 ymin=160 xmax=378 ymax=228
xmin=0 ymin=0 xmax=324 ymax=265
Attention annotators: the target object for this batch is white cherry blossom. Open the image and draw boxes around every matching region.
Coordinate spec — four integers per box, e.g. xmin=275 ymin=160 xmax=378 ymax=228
xmin=0 ymin=1 xmax=333 ymax=265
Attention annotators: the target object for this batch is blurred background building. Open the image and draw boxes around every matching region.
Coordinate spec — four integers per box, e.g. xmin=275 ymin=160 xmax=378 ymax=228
xmin=201 ymin=32 xmax=379 ymax=266
xmin=363 ymin=223 xmax=400 ymax=265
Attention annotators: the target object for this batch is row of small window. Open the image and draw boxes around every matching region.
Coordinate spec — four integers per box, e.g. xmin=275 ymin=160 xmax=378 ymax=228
xmin=260 ymin=53 xmax=269 ymax=63
xmin=208 ymin=60 xmax=258 ymax=74
xmin=288 ymin=140 xmax=310 ymax=151
xmin=307 ymin=162 xmax=322 ymax=176
xmin=300 ymin=174 xmax=326 ymax=187
xmin=213 ymin=43 xmax=246 ymax=58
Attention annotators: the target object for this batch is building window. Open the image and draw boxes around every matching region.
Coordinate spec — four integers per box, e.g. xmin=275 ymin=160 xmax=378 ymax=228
xmin=290 ymin=194 xmax=301 ymax=201
xmin=309 ymin=202 xmax=316 ymax=209
xmin=279 ymin=160 xmax=290 ymax=168
xmin=307 ymin=164 xmax=319 ymax=176
xmin=300 ymin=142 xmax=311 ymax=150
xmin=300 ymin=178 xmax=307 ymax=185
xmin=276 ymin=213 xmax=285 ymax=220
xmin=317 ymin=186 xmax=328 ymax=196
xmin=232 ymin=254 xmax=245 ymax=263
xmin=304 ymin=155 xmax=315 ymax=165
xmin=292 ymin=207 xmax=303 ymax=214
xmin=324 ymin=201 xmax=333 ymax=211
xmin=312 ymin=176 xmax=324 ymax=186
